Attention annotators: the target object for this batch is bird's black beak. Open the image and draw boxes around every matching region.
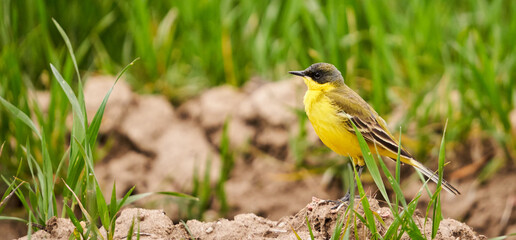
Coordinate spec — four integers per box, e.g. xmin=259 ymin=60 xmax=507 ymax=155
xmin=289 ymin=71 xmax=305 ymax=77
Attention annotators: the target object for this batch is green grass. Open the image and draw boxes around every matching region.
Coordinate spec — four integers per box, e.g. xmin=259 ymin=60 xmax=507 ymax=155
xmin=0 ymin=21 xmax=196 ymax=238
xmin=348 ymin=119 xmax=441 ymax=239
xmin=0 ymin=0 xmax=515 ymax=237
xmin=180 ymin=119 xmax=235 ymax=220
xmin=2 ymin=0 xmax=513 ymax=188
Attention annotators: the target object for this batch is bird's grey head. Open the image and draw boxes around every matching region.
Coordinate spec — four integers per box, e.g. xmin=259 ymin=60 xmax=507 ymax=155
xmin=289 ymin=63 xmax=344 ymax=85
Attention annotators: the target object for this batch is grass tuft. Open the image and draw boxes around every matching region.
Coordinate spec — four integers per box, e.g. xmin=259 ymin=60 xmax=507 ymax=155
xmin=0 ymin=21 xmax=196 ymax=238
xmin=345 ymin=119 xmax=451 ymax=239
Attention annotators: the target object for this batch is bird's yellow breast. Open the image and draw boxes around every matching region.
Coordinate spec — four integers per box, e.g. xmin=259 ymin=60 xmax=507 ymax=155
xmin=303 ymin=89 xmax=363 ymax=158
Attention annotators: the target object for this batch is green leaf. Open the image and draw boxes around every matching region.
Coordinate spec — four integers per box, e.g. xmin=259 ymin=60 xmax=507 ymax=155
xmin=349 ymin=121 xmax=378 ymax=237
xmin=305 ymin=216 xmax=314 ymax=240
xmin=27 ymin=212 xmax=33 ymax=239
xmin=351 ymin=121 xmax=391 ymax=207
xmin=372 ymin=211 xmax=386 ymax=228
xmin=62 ymin=180 xmax=104 ymax=238
xmin=290 ymin=224 xmax=302 ymax=240
xmin=379 ymin=159 xmax=408 ymax=238
xmin=55 ymin=147 xmax=70 ymax=182
xmin=352 ymin=164 xmax=377 ymax=237
xmin=88 ymin=58 xmax=139 ymax=146
xmin=127 ymin=216 xmax=136 ymax=240
xmin=71 ymin=136 xmax=96 ymax=177
xmin=52 ymin=19 xmax=81 ymax=83
xmin=40 ymin=130 xmax=55 ymax=219
xmin=395 ymin=127 xmax=402 ymax=208
xmin=330 ymin=214 xmax=345 ymax=240
xmin=49 ymin=64 xmax=86 ymax=131
xmin=0 ymin=96 xmax=41 ymax=139
xmin=0 ymin=180 xmax=24 ymax=213
xmin=96 ymin=183 xmax=110 ymax=231
xmin=115 ymin=186 xmax=135 ymax=210
xmin=0 ymin=216 xmax=28 ymax=223
xmin=118 ymin=191 xmax=151 ymax=207
xmin=109 ymin=181 xmax=118 ymax=217
xmin=489 ymin=233 xmax=516 ymax=240
xmin=403 ymin=194 xmax=425 ymax=240
xmin=353 ymin=209 xmax=367 ymax=224
xmin=431 ymin=121 xmax=447 ymax=238
xmin=181 ymin=220 xmax=194 ymax=240
xmin=156 ymin=191 xmax=199 ymax=201
xmin=64 ymin=204 xmax=84 ymax=235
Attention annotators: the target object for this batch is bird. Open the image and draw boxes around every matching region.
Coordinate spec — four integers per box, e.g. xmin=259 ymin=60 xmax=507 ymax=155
xmin=289 ymin=62 xmax=460 ymax=205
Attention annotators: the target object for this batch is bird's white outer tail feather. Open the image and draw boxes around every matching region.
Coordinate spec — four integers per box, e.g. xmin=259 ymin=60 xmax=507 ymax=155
xmin=408 ymin=159 xmax=460 ymax=195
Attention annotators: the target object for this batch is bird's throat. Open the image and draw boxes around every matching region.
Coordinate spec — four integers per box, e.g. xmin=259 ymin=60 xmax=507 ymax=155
xmin=303 ymin=77 xmax=334 ymax=91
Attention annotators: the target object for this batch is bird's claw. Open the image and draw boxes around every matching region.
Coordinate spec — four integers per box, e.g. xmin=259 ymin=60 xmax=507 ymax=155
xmin=323 ymin=192 xmax=351 ymax=211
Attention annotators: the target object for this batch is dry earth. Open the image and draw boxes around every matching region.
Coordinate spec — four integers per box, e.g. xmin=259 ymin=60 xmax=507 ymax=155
xmin=20 ymin=198 xmax=486 ymax=239
xmin=10 ymin=75 xmax=516 ymax=238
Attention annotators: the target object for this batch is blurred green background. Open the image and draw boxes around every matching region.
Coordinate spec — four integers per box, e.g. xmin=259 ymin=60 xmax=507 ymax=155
xmin=1 ymin=0 xmax=515 ymax=192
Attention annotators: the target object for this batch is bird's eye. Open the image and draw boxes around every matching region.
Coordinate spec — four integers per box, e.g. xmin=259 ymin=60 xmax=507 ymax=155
xmin=314 ymin=72 xmax=321 ymax=79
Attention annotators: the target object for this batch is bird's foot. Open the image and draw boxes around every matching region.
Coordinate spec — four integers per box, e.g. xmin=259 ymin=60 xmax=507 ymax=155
xmin=325 ymin=193 xmax=363 ymax=211
xmin=324 ymin=193 xmax=351 ymax=211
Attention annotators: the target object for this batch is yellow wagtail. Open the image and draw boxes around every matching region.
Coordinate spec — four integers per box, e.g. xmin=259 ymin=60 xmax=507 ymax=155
xmin=289 ymin=63 xmax=459 ymax=204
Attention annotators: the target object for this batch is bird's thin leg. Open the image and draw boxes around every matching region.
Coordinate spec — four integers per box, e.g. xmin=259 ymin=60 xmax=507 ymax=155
xmin=329 ymin=164 xmax=365 ymax=210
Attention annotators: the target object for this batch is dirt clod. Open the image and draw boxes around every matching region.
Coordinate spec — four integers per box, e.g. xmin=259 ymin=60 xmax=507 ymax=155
xmin=109 ymin=208 xmax=187 ymax=240
xmin=21 ymin=198 xmax=486 ymax=239
xmin=118 ymin=95 xmax=175 ymax=152
xmin=84 ymin=75 xmax=133 ymax=134
xmin=18 ymin=217 xmax=75 ymax=240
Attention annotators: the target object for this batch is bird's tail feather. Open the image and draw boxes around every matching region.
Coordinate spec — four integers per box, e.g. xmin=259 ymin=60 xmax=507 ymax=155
xmin=408 ymin=159 xmax=460 ymax=195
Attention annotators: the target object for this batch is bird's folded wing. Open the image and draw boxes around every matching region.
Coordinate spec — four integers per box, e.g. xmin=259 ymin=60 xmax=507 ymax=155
xmin=326 ymin=90 xmax=412 ymax=160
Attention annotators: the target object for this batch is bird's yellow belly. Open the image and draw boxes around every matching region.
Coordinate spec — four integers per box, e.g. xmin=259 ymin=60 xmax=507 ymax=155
xmin=304 ymin=90 xmax=363 ymax=158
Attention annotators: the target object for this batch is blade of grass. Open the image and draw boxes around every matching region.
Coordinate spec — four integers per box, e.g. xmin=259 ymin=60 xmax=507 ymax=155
xmin=88 ymin=58 xmax=139 ymax=146
xmin=52 ymin=19 xmax=81 ymax=83
xmin=395 ymin=127 xmax=402 ymax=203
xmin=27 ymin=211 xmax=33 ymax=239
xmin=431 ymin=121 xmax=447 ymax=238
xmin=117 ymin=191 xmax=198 ymax=208
xmin=49 ymin=64 xmax=86 ymax=131
xmin=352 ymin=163 xmax=377 ymax=237
xmin=64 ymin=204 xmax=85 ymax=236
xmin=0 ymin=180 xmax=24 ymax=213
xmin=290 ymin=224 xmax=302 ymax=240
xmin=305 ymin=216 xmax=314 ymax=240
xmin=180 ymin=220 xmax=194 ymax=240
xmin=402 ymin=193 xmax=425 ymax=240
xmin=109 ymin=181 xmax=118 ymax=218
xmin=62 ymin=179 xmax=104 ymax=239
xmin=156 ymin=191 xmax=199 ymax=201
xmin=0 ymin=216 xmax=28 ymax=222
xmin=96 ymin=183 xmax=110 ymax=232
xmin=40 ymin=129 xmax=55 ymax=219
xmin=0 ymin=96 xmax=42 ymax=139
xmin=116 ymin=186 xmax=135 ymax=210
xmin=330 ymin=214 xmax=345 ymax=240
xmin=126 ymin=216 xmax=136 ymax=240
xmin=350 ymin=121 xmax=391 ymax=207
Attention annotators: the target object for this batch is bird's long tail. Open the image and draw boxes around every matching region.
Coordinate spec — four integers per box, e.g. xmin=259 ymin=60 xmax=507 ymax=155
xmin=407 ymin=158 xmax=460 ymax=195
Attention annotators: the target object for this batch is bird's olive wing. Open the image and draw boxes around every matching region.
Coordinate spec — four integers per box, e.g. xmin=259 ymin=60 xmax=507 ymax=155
xmin=326 ymin=90 xmax=412 ymax=159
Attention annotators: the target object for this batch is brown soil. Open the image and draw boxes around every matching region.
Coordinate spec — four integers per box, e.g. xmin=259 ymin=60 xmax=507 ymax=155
xmin=19 ymin=198 xmax=486 ymax=240
xmin=9 ymin=75 xmax=516 ymax=239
